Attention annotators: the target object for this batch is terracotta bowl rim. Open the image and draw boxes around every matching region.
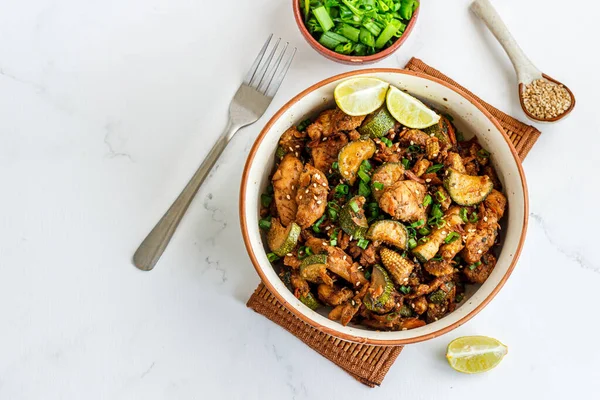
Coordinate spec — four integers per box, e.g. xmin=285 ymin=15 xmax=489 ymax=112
xmin=291 ymin=1 xmax=420 ymax=64
xmin=239 ymin=68 xmax=529 ymax=345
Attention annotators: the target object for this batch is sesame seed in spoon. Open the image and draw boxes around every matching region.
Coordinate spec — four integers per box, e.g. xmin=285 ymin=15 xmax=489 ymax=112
xmin=470 ymin=0 xmax=575 ymax=123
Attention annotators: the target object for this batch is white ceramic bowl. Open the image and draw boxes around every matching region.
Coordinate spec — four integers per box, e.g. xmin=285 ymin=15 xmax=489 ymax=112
xmin=240 ymin=69 xmax=528 ymax=345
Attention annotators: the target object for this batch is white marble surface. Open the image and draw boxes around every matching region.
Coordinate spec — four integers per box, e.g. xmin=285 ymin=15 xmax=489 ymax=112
xmin=1 ymin=0 xmax=599 ymax=398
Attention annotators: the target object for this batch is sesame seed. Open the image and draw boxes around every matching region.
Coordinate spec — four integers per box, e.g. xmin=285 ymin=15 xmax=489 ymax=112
xmin=402 ymin=328 xmax=408 ymax=331
xmin=442 ymin=230 xmax=447 ymax=235
xmin=317 ymin=200 xmax=322 ymax=204
xmin=430 ymin=133 xmax=435 ymax=137
xmin=478 ymin=249 xmax=482 ymax=254
xmin=434 ymin=317 xmax=438 ymax=321
xmin=315 ymin=173 xmax=321 ymax=179
xmin=313 ymin=183 xmax=317 ymax=188
xmin=483 ymin=216 xmax=488 ymax=222
xmin=433 ymin=153 xmax=438 ymax=157
xmin=343 ymin=256 xmax=347 ymax=261
xmin=325 ymin=226 xmax=331 ymax=230
xmin=322 ymin=242 xmax=327 ymax=246
xmin=288 ymin=147 xmax=294 ymax=151
xmin=291 ymin=185 xmax=295 ymax=190
xmin=313 ymin=195 xmax=318 ymax=200
xmin=349 ymin=235 xmax=353 ymax=241
xmin=286 ymin=194 xmax=291 ymax=200
xmin=322 ymin=182 xmax=327 ymax=187
xmin=323 ymin=137 xmax=328 ymax=141
xmin=411 ymin=303 xmax=415 ymax=308
xmin=286 ymin=253 xmax=293 ymax=257
xmin=295 ymin=145 xmax=300 ymax=148
xmin=403 ymin=277 xmax=408 ymax=282
xmin=305 ymin=189 xmax=309 ymax=194
xmin=356 ymin=282 xmax=360 ymax=286
xmin=328 ymin=169 xmax=333 ymax=174
xmin=426 ymin=178 xmax=431 ymax=183
xmin=410 ymin=140 xmax=414 ymax=145
xmin=299 ymin=195 xmax=303 ymax=200
xmin=416 ymin=190 xmax=420 ymax=195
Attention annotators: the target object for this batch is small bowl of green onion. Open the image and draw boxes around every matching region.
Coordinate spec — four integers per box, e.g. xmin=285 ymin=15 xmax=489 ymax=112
xmin=293 ymin=0 xmax=419 ymax=64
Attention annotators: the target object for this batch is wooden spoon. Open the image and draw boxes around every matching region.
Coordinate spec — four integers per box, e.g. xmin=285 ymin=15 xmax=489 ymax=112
xmin=470 ymin=0 xmax=575 ymax=123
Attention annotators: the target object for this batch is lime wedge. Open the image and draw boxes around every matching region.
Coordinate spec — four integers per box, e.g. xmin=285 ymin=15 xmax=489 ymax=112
xmin=334 ymin=77 xmax=389 ymax=116
xmin=446 ymin=336 xmax=508 ymax=374
xmin=386 ymin=86 xmax=440 ymax=129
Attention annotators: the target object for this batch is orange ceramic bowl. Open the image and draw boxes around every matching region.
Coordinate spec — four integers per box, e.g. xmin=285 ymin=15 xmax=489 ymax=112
xmin=292 ymin=1 xmax=420 ymax=65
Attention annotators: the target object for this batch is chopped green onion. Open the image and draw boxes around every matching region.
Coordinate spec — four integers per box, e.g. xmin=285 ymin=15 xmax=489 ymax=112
xmin=418 ymin=237 xmax=429 ymax=244
xmin=423 ymin=194 xmax=432 ymax=207
xmin=261 ymin=193 xmax=273 ymax=208
xmin=358 ymin=180 xmax=371 ymax=197
xmin=444 ymin=232 xmax=460 ymax=244
xmin=312 ymin=214 xmax=327 ymax=233
xmin=373 ymin=182 xmax=384 ymax=191
xmin=336 ymin=23 xmax=360 ymax=42
xmin=357 ymin=238 xmax=370 ymax=249
xmin=357 ymin=169 xmax=371 ymax=183
xmin=469 ymin=211 xmax=479 ymax=223
xmin=362 ymin=19 xmax=382 ymax=36
xmin=435 ymin=190 xmax=446 ymax=202
xmin=374 ymin=19 xmax=404 ymax=49
xmin=267 ymin=252 xmax=280 ymax=263
xmin=455 ymin=293 xmax=465 ymax=303
xmin=360 ymin=159 xmax=372 ymax=171
xmin=297 ymin=118 xmax=312 ymax=131
xmin=313 ymin=6 xmax=334 ymax=32
xmin=332 ymin=161 xmax=339 ymax=170
xmin=329 ymin=228 xmax=339 ymax=246
xmin=426 ymin=164 xmax=444 ymax=174
xmin=468 ymin=261 xmax=482 ymax=270
xmin=418 ymin=227 xmax=431 ymax=236
xmin=381 ymin=137 xmax=393 ymax=147
xmin=401 ymin=158 xmax=411 ymax=169
xmin=430 ymin=204 xmax=443 ymax=219
xmin=341 ymin=0 xmax=364 ymax=16
xmin=305 ymin=246 xmax=313 ymax=256
xmin=399 ymin=285 xmax=410 ymax=294
xmin=266 ymin=184 xmax=274 ymax=194
xmin=408 ymin=238 xmax=417 ymax=249
xmin=411 ymin=219 xmax=425 ymax=228
xmin=406 ymin=226 xmax=416 ymax=238
xmin=477 ymin=148 xmax=491 ymax=158
xmin=407 ymin=144 xmax=422 ymax=153
xmin=359 ymin=27 xmax=375 ymax=47
xmin=304 ymin=0 xmax=310 ymax=21
xmin=335 ymin=184 xmax=349 ymax=195
xmin=364 ymin=270 xmax=371 ymax=280
xmin=298 ymin=246 xmax=309 ymax=260
xmin=431 ymin=254 xmax=443 ymax=261
xmin=354 ymin=43 xmax=367 ymax=56
xmin=399 ymin=0 xmax=417 ymax=19
xmin=319 ymin=31 xmax=348 ymax=49
xmin=350 ymin=200 xmax=360 ymax=213
xmin=327 ymin=201 xmax=340 ymax=221
xmin=459 ymin=208 xmax=468 ymax=223
xmin=456 ymin=131 xmax=465 ymax=142
xmin=259 ymin=218 xmax=271 ymax=230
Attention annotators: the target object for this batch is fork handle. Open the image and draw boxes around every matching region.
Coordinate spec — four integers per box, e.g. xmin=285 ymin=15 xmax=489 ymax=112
xmin=133 ymin=120 xmax=239 ymax=271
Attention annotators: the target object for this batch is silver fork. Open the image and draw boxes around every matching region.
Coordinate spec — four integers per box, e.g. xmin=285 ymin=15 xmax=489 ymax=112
xmin=133 ymin=35 xmax=296 ymax=271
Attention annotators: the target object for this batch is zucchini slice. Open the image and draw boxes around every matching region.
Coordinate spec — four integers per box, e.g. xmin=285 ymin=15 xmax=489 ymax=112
xmin=299 ymin=292 xmax=322 ymax=311
xmin=339 ymin=196 xmax=369 ymax=239
xmin=366 ymin=220 xmax=408 ymax=250
xmin=371 ymin=162 xmax=404 ymax=201
xmin=300 ymin=254 xmax=329 ymax=283
xmin=267 ymin=219 xmax=301 ymax=257
xmin=380 ymin=247 xmax=415 ymax=285
xmin=338 ymin=138 xmax=376 ymax=185
xmin=363 ymin=265 xmax=395 ymax=313
xmin=358 ymin=106 xmax=396 ymax=138
xmin=424 ymin=115 xmax=456 ymax=146
xmin=443 ymin=168 xmax=494 ymax=206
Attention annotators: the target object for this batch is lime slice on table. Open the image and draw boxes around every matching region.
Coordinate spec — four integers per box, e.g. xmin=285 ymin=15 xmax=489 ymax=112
xmin=386 ymin=85 xmax=441 ymax=129
xmin=446 ymin=336 xmax=508 ymax=374
xmin=334 ymin=77 xmax=389 ymax=116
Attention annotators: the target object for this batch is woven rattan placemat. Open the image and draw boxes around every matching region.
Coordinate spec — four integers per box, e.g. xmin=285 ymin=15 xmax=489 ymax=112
xmin=247 ymin=57 xmax=541 ymax=387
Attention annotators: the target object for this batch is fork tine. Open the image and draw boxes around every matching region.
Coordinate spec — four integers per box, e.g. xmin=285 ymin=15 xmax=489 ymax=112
xmin=244 ymin=34 xmax=273 ymax=85
xmin=258 ymin=42 xmax=288 ymax=94
xmin=265 ymin=47 xmax=297 ymax=98
xmin=251 ymin=37 xmax=281 ymax=89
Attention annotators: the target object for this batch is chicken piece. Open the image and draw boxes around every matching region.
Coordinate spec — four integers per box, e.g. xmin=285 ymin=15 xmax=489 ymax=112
xmin=271 ymin=154 xmax=303 ymax=226
xmin=400 ymin=129 xmax=430 ymax=147
xmin=412 ymin=158 xmax=431 ymax=177
xmin=278 ymin=126 xmax=306 ymax=158
xmin=378 ymin=180 xmax=427 ymax=223
xmin=466 ymin=141 xmax=490 ymax=166
xmin=483 ymin=165 xmax=502 ymax=191
xmin=328 ymin=305 xmax=344 ymax=321
xmin=307 ymin=109 xmax=336 ymax=141
xmin=340 ymin=298 xmax=362 ymax=326
xmin=440 ymin=237 xmax=464 ymax=261
xmin=484 ymin=189 xmax=507 ymax=219
xmin=290 ymin=271 xmax=311 ymax=298
xmin=295 ymin=164 xmax=329 ymax=228
xmin=424 ymin=259 xmax=454 ymax=277
xmin=283 ymin=254 xmax=301 ymax=269
xmin=306 ymin=108 xmax=366 ymax=141
xmin=347 ymin=242 xmax=379 ymax=266
xmin=347 ymin=129 xmax=361 ymax=141
xmin=444 ymin=152 xmax=466 ymax=173
xmin=305 ymin=237 xmax=367 ymax=286
xmin=408 ymin=296 xmax=428 ymax=315
xmin=461 ymin=225 xmax=497 ymax=264
xmin=464 ymin=160 xmax=480 ymax=176
xmin=421 ymin=173 xmax=443 ymax=186
xmin=311 ymin=133 xmax=348 ymax=173
xmin=363 ymin=314 xmax=426 ymax=331
xmin=463 ymin=253 xmax=496 ymax=284
xmin=426 ymin=137 xmax=441 ymax=160
xmin=435 ymin=187 xmax=452 ymax=211
xmin=373 ymin=140 xmax=401 ymax=163
xmin=317 ymin=284 xmax=354 ymax=306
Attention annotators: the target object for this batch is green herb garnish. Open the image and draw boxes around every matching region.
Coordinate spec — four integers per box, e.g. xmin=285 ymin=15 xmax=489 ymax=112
xmin=357 ymin=238 xmax=370 ymax=249
xmin=259 ymin=218 xmax=271 ymax=230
